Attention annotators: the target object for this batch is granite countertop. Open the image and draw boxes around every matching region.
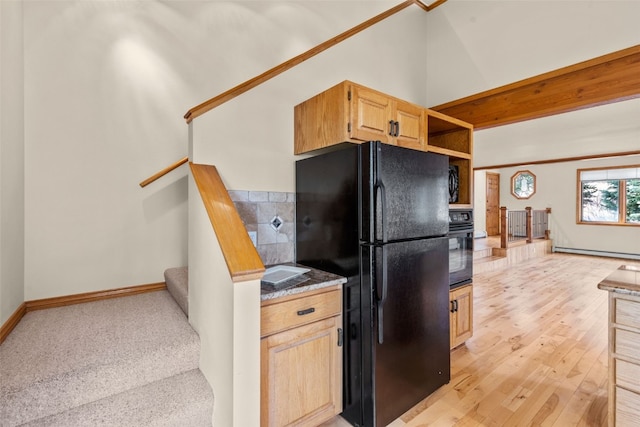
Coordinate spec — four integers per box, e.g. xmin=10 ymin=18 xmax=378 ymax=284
xmin=598 ymin=264 xmax=640 ymax=295
xmin=260 ymin=263 xmax=347 ymax=301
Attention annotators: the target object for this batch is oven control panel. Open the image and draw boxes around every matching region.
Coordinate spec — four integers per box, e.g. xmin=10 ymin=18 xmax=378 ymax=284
xmin=449 ymin=209 xmax=473 ymax=227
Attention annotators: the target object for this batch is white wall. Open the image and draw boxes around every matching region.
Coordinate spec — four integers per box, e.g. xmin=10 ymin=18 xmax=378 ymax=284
xmin=471 ymin=101 xmax=640 ymax=256
xmin=187 ymin=3 xmax=427 ymax=423
xmin=0 ymin=0 xmax=25 ymax=326
xmin=473 ymin=99 xmax=640 ymax=169
xmin=21 ymin=1 xmax=207 ymax=299
xmin=16 ymin=0 xmax=423 ymax=302
xmin=193 ymin=6 xmax=426 ymax=192
xmin=426 ymin=1 xmax=640 ymax=257
xmin=191 ymin=4 xmax=428 ymax=192
xmin=494 ymin=155 xmax=640 ymax=256
xmin=473 ymin=170 xmax=487 ymax=233
xmin=188 ymin=173 xmax=260 ymax=426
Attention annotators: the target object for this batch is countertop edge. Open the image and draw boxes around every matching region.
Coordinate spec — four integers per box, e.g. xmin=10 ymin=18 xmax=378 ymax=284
xmin=261 ymin=277 xmax=347 ymax=301
xmin=597 ymin=264 xmax=640 ymax=296
xmin=260 ymin=264 xmax=347 ymax=301
xmin=598 ymin=280 xmax=640 ymax=296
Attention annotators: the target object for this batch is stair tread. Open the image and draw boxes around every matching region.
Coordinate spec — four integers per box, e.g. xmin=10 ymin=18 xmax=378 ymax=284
xmin=21 ymin=369 xmax=213 ymax=427
xmin=0 ymin=291 xmax=200 ymax=426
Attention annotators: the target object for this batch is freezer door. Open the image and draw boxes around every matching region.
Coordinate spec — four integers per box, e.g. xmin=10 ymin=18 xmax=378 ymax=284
xmin=296 ymin=144 xmax=360 ymax=276
xmin=360 ymin=141 xmax=449 ymax=243
xmin=363 ymin=237 xmax=450 ymax=427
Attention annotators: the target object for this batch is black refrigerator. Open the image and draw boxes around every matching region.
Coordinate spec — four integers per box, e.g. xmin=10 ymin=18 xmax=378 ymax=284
xmin=296 ymin=141 xmax=450 ymax=427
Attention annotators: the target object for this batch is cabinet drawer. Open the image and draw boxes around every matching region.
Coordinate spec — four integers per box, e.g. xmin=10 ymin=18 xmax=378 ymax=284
xmin=616 ymin=359 xmax=640 ymax=395
xmin=615 ymin=297 xmax=640 ymax=330
xmin=615 ymin=329 xmax=640 ymax=362
xmin=261 ymin=290 xmax=341 ymax=337
xmin=616 ymin=386 xmax=640 ymax=426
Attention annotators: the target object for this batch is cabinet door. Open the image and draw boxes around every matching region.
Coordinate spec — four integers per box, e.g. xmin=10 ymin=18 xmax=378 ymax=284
xmin=450 ymin=285 xmax=473 ymax=349
xmin=261 ymin=315 xmax=342 ymax=427
xmin=349 ymin=85 xmax=393 ymax=144
xmin=394 ymin=99 xmax=425 ymax=150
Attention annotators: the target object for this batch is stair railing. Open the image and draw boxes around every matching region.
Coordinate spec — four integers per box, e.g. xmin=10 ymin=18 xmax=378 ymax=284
xmin=139 ymin=157 xmax=188 ymax=188
xmin=138 ymin=0 xmax=447 ymax=188
xmin=190 ymin=163 xmax=264 ymax=281
xmin=500 ymin=207 xmax=552 ymax=249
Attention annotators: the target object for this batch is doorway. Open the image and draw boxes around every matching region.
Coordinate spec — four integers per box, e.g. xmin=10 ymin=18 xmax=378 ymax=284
xmin=486 ymin=172 xmax=500 ymax=236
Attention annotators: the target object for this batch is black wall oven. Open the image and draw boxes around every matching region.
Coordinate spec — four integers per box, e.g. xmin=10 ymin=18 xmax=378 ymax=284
xmin=449 ymin=209 xmax=473 ymax=288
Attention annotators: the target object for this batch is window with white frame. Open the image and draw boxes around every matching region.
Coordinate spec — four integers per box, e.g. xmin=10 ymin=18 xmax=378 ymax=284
xmin=578 ymin=165 xmax=640 ymax=225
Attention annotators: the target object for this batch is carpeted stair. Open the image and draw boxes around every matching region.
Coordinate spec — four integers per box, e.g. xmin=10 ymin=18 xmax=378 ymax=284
xmin=0 ymin=290 xmax=213 ymax=426
xmin=165 ymin=267 xmax=188 ymax=316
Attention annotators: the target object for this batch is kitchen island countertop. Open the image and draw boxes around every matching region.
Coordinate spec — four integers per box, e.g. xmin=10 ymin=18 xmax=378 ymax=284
xmin=597 ymin=264 xmax=640 ymax=295
xmin=260 ymin=263 xmax=347 ymax=301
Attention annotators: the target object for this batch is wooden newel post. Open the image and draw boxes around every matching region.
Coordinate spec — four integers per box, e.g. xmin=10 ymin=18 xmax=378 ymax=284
xmin=525 ymin=207 xmax=533 ymax=243
xmin=500 ymin=206 xmax=508 ymax=249
xmin=545 ymin=207 xmax=552 ymax=239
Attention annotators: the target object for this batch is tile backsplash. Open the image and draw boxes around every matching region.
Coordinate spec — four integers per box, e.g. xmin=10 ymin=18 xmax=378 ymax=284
xmin=228 ymin=190 xmax=295 ymax=265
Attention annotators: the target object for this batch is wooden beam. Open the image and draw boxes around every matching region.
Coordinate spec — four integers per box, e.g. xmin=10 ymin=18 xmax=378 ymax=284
xmin=474 ymin=150 xmax=640 ymax=171
xmin=431 ymin=45 xmax=640 ymax=130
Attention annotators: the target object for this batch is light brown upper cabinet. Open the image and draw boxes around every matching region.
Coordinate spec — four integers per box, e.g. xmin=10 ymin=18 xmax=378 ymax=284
xmin=350 ymin=84 xmax=426 ymax=150
xmin=294 ymin=80 xmax=474 ymax=206
xmin=294 ymin=81 xmax=425 ymax=153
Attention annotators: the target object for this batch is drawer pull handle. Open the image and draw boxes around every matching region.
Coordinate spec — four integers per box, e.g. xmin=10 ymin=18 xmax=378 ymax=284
xmin=297 ymin=307 xmax=315 ymax=316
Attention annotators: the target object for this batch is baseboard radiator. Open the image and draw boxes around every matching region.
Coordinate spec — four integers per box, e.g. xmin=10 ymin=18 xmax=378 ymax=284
xmin=554 ymin=246 xmax=640 ymax=261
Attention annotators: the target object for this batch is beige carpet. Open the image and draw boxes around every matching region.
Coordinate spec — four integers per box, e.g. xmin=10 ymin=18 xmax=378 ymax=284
xmin=0 ymin=290 xmax=213 ymax=426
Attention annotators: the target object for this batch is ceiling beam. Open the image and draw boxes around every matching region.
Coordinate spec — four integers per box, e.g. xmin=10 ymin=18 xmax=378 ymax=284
xmin=474 ymin=150 xmax=640 ymax=171
xmin=430 ymin=45 xmax=640 ymax=130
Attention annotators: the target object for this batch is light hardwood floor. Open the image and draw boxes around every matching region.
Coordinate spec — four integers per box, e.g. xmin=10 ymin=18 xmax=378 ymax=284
xmin=321 ymin=253 xmax=640 ymax=427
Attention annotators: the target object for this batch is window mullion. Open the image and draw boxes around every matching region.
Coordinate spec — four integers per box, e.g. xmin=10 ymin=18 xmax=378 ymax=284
xmin=621 ymin=179 xmax=627 ymax=224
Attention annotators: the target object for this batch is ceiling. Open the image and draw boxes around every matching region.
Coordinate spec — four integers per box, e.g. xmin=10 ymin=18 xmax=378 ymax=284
xmin=423 ymin=0 xmax=640 ymax=168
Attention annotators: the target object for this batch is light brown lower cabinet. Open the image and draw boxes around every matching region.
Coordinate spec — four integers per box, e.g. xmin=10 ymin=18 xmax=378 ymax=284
xmin=450 ymin=284 xmax=473 ymax=349
xmin=261 ymin=286 xmax=343 ymax=427
xmin=605 ymin=291 xmax=640 ymax=426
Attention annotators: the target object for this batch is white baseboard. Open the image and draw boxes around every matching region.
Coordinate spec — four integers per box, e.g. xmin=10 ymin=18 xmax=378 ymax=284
xmin=553 ymin=246 xmax=640 ymax=261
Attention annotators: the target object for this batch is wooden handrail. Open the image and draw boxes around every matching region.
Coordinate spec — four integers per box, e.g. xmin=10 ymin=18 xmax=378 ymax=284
xmin=142 ymin=0 xmax=448 ymax=188
xmin=139 ymin=156 xmax=188 ymax=188
xmin=184 ymin=0 xmax=419 ymax=123
xmin=190 ymin=163 xmax=265 ymax=282
xmin=423 ymin=0 xmax=449 ymax=11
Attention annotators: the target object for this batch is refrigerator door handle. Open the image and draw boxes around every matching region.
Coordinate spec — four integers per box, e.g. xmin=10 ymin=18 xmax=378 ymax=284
xmin=376 ymin=245 xmax=388 ymax=344
xmin=374 ymin=180 xmax=387 ymax=243
xmin=373 ymin=143 xmax=388 ymax=244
